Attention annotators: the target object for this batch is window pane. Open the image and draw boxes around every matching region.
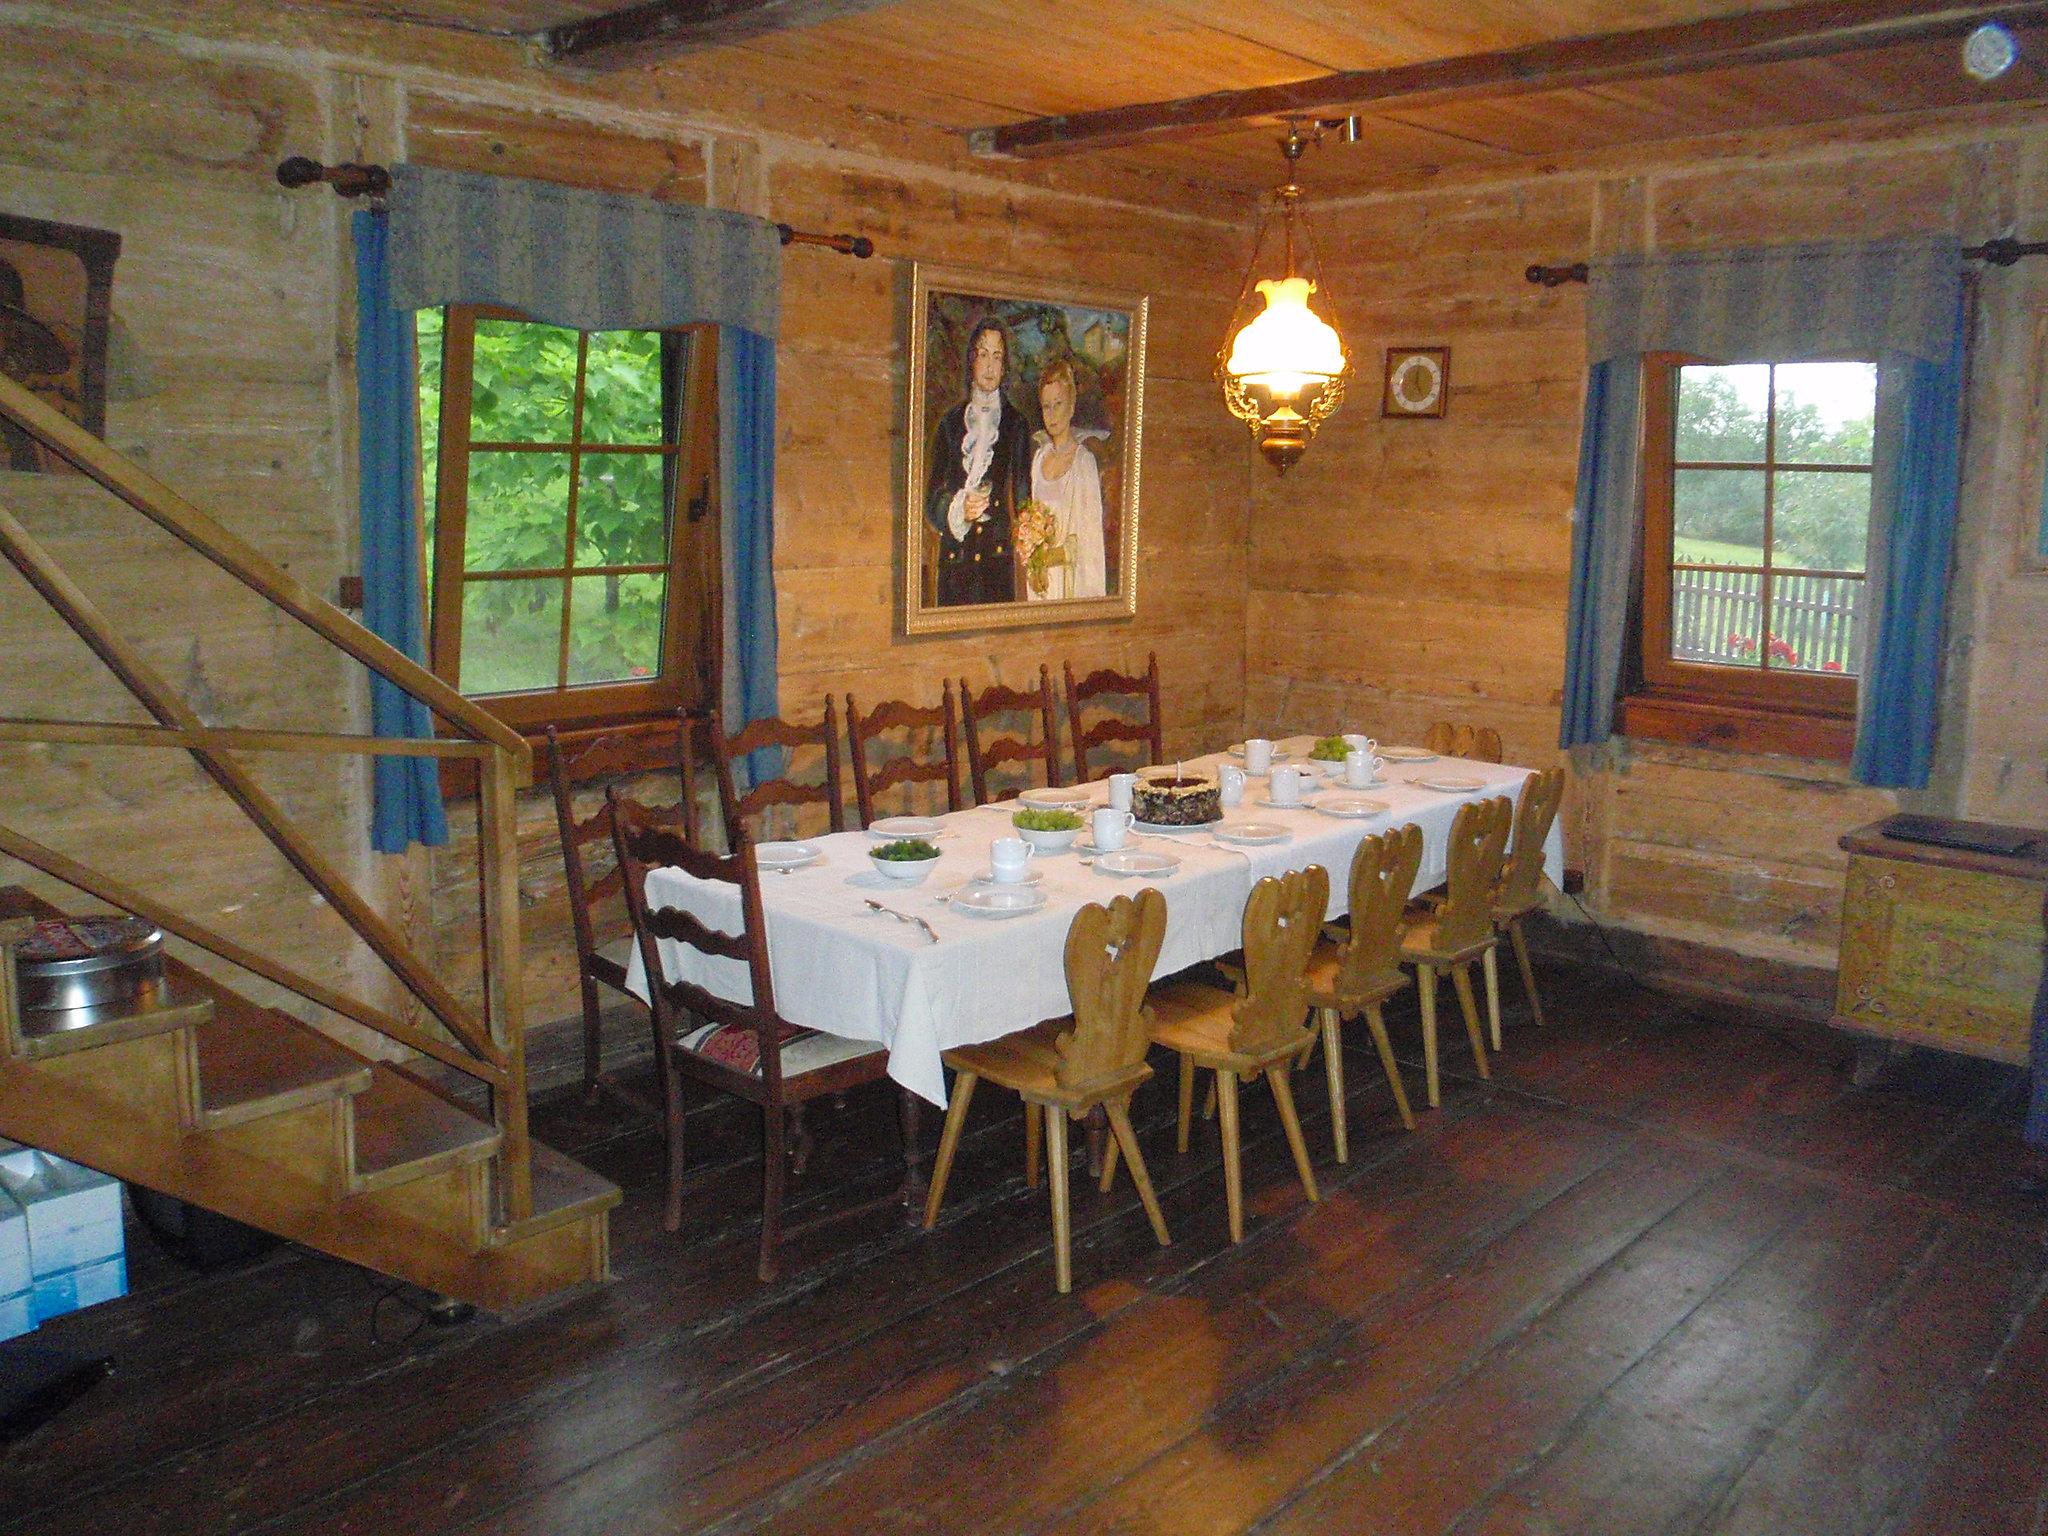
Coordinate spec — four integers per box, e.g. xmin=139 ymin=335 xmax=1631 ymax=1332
xmin=1763 ymin=573 xmax=1864 ymax=676
xmin=458 ymin=579 xmax=562 ymax=695
xmin=575 ymin=451 xmax=671 ymax=568
xmin=1668 ymin=567 xmax=1766 ymax=668
xmin=414 ymin=310 xmax=444 ymax=590
xmin=580 ymin=331 xmax=668 ymax=445
xmin=469 ymin=320 xmax=579 ymax=442
xmin=1773 ymin=470 xmax=1871 ymax=573
xmin=1675 ymin=364 xmax=1768 ymax=463
xmin=462 ymin=451 xmax=572 ymax=571
xmin=566 ymin=572 xmax=666 ymax=687
xmin=1673 ymin=468 xmax=1765 ymax=562
xmin=1774 ymin=362 xmax=1875 ymax=466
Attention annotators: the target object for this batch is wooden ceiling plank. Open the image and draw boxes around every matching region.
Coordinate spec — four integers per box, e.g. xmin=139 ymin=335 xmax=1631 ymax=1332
xmin=541 ymin=0 xmax=913 ymax=71
xmin=970 ymin=0 xmax=2048 ymax=157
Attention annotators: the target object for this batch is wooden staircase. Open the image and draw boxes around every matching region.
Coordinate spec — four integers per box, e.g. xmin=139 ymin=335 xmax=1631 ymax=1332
xmin=0 ymin=889 xmax=619 ymax=1311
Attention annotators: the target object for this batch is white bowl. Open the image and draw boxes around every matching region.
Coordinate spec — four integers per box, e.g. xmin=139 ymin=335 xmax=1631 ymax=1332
xmin=1013 ymin=823 xmax=1082 ymax=854
xmin=869 ymin=849 xmax=939 ymax=883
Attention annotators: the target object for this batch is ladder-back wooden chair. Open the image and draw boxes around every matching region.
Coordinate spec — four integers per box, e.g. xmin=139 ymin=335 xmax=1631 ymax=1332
xmin=1423 ymin=721 xmax=1504 ymax=763
xmin=959 ymin=665 xmax=1062 ymax=804
xmin=1402 ymin=796 xmax=1513 ymax=1108
xmin=706 ymin=701 xmax=847 ymax=847
xmin=846 ymin=684 xmax=962 ymax=826
xmin=1305 ymin=825 xmax=1424 ymax=1160
xmin=611 ymin=792 xmax=888 ymax=1281
xmin=1494 ymin=766 xmax=1566 ymax=1033
xmin=1146 ymin=866 xmax=1327 ymax=1243
xmin=1064 ymin=652 xmax=1164 ymax=783
xmin=923 ymin=887 xmax=1169 ymax=1293
xmin=545 ymin=725 xmax=699 ymax=1105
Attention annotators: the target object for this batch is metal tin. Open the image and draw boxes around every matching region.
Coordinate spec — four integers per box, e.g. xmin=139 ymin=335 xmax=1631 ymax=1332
xmin=16 ymin=917 xmax=165 ymax=1013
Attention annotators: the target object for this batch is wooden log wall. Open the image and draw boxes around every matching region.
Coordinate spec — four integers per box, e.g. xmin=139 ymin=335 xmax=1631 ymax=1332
xmin=1247 ymin=121 xmax=2048 ymax=1005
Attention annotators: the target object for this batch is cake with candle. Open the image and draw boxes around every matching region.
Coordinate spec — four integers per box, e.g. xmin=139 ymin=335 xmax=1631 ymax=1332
xmin=1132 ymin=767 xmax=1222 ymax=827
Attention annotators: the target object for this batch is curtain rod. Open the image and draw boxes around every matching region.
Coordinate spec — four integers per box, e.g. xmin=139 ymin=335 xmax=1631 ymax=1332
xmin=1524 ymin=236 xmax=2047 ymax=286
xmin=274 ymin=156 xmax=876 ymax=258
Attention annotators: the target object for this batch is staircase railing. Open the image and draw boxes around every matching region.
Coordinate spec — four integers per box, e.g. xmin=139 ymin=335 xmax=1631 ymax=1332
xmin=0 ymin=373 xmax=537 ymax=1222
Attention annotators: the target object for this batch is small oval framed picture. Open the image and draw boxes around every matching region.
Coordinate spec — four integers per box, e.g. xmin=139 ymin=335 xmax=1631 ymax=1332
xmin=1382 ymin=345 xmax=1448 ymax=419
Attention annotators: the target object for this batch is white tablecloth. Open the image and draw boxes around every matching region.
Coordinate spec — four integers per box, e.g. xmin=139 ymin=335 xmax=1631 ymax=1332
xmin=625 ymin=740 xmax=1565 ymax=1106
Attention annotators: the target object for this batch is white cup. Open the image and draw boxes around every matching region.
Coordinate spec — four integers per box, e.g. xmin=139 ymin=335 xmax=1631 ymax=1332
xmin=1219 ymin=763 xmax=1247 ymax=807
xmin=989 ymin=836 xmax=1033 ymax=884
xmin=1342 ymin=733 xmax=1375 ymax=756
xmin=1243 ymin=738 xmax=1273 ymax=776
xmin=1269 ymin=764 xmax=1302 ymax=807
xmin=1091 ymin=806 xmax=1134 ymax=851
xmin=1344 ymin=749 xmax=1375 ymax=789
xmin=1107 ymin=772 xmax=1136 ymax=813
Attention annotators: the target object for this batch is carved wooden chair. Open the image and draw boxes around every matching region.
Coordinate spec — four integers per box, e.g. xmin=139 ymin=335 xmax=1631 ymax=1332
xmin=959 ymin=665 xmax=1062 ymax=804
xmin=923 ymin=887 xmax=1169 ymax=1293
xmin=846 ymin=684 xmax=963 ymax=826
xmin=1493 ymin=766 xmax=1566 ymax=1035
xmin=1146 ymin=866 xmax=1327 ymax=1243
xmin=611 ymin=792 xmax=888 ymax=1282
xmin=704 ymin=700 xmax=847 ymax=848
xmin=1423 ymin=721 xmax=1504 ymax=763
xmin=1304 ymin=825 xmax=1424 ymax=1160
xmin=544 ymin=725 xmax=699 ymax=1106
xmin=1064 ymin=652 xmax=1164 ymax=783
xmin=1402 ymin=796 xmax=1514 ymax=1108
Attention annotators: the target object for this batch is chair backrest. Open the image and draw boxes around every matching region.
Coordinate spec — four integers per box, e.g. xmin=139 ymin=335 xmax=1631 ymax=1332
xmin=709 ymin=701 xmax=846 ymax=846
xmin=1435 ymin=796 xmax=1514 ymax=952
xmin=846 ymin=684 xmax=962 ymax=825
xmin=545 ymin=726 xmax=699 ymax=975
xmin=960 ymin=665 xmax=1061 ymax=804
xmin=609 ymin=790 xmax=787 ymax=1078
xmin=1332 ymin=824 xmax=1424 ymax=1001
xmin=1497 ymin=766 xmax=1565 ymax=919
xmin=1064 ymin=652 xmax=1164 ymax=784
xmin=1052 ymin=887 xmax=1168 ymax=1093
xmin=1230 ymin=865 xmax=1329 ymax=1056
xmin=1423 ymin=721 xmax=1503 ymax=763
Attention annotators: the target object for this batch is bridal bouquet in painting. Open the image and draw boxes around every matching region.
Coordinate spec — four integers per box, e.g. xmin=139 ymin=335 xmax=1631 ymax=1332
xmin=1013 ymin=499 xmax=1071 ymax=596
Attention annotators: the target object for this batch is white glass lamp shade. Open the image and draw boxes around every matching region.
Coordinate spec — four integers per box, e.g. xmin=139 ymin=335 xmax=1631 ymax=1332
xmin=1224 ymin=276 xmax=1346 ymax=398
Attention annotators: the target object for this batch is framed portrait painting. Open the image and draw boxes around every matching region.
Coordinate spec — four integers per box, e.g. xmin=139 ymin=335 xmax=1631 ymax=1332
xmin=903 ymin=263 xmax=1147 ymax=635
xmin=0 ymin=211 xmax=121 ymax=474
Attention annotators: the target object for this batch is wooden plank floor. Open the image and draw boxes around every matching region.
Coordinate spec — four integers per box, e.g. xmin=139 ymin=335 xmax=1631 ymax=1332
xmin=5 ymin=960 xmax=2046 ymax=1536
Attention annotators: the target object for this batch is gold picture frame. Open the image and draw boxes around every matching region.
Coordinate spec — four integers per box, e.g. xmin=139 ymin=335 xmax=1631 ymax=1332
xmin=903 ymin=262 xmax=1146 ymax=635
xmin=1381 ymin=345 xmax=1449 ymax=419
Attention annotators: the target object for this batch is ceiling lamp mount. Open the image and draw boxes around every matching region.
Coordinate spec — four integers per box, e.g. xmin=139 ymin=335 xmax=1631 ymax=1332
xmin=1218 ymin=123 xmax=1350 ymax=474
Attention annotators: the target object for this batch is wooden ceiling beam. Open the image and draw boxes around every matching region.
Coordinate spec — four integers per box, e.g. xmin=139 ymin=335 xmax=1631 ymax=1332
xmin=970 ymin=0 xmax=2048 ymax=158
xmin=540 ymin=0 xmax=909 ymax=71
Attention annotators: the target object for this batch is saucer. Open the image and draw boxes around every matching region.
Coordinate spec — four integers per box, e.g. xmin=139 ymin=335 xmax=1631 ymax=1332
xmin=755 ymin=840 xmax=822 ymax=870
xmin=868 ymin=816 xmax=944 ymax=839
xmin=950 ymin=884 xmax=1048 ymax=918
xmin=1316 ymin=795 xmax=1390 ymax=819
xmin=1019 ymin=786 xmax=1095 ymax=810
xmin=1213 ymin=822 xmax=1291 ymax=846
xmin=1255 ymin=795 xmax=1317 ymax=811
xmin=1416 ymin=775 xmax=1488 ymax=793
xmin=1094 ymin=849 xmax=1181 ymax=878
xmin=969 ymin=867 xmax=1043 ymax=886
xmin=1379 ymin=746 xmax=1438 ymax=763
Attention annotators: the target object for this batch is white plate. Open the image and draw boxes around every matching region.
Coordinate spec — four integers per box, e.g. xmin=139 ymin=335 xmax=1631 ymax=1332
xmin=950 ymin=884 xmax=1049 ymax=918
xmin=1379 ymin=746 xmax=1438 ymax=763
xmin=868 ymin=816 xmax=944 ymax=839
xmin=1316 ymin=795 xmax=1390 ymax=819
xmin=755 ymin=841 xmax=822 ymax=870
xmin=1417 ymin=775 xmax=1489 ymax=793
xmin=1255 ymin=795 xmax=1317 ymax=811
xmin=1019 ymin=786 xmax=1094 ymax=810
xmin=1095 ymin=849 xmax=1181 ymax=878
xmin=1213 ymin=821 xmax=1292 ymax=846
xmin=1133 ymin=817 xmax=1219 ymax=834
xmin=968 ymin=867 xmax=1043 ymax=886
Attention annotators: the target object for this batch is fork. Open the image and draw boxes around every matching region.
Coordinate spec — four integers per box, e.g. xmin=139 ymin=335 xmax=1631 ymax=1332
xmin=863 ymin=898 xmax=940 ymax=943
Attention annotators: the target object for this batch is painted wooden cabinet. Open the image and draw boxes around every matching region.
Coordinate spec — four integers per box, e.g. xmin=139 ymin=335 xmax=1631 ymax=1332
xmin=1832 ymin=819 xmax=2046 ymax=1070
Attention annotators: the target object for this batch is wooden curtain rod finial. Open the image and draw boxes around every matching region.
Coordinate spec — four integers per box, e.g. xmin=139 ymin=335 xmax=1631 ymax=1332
xmin=276 ymin=156 xmax=392 ymax=199
xmin=1524 ymin=241 xmax=2048 ymax=283
xmin=1525 ymin=262 xmax=1589 ymax=286
xmin=777 ymin=223 xmax=875 ymax=258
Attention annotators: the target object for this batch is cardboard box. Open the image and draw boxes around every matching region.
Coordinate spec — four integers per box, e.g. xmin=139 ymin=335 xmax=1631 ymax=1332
xmin=0 ymin=1289 xmax=32 ymax=1342
xmin=0 ymin=1182 xmax=27 ymax=1299
xmin=0 ymin=1146 xmax=124 ymax=1278
xmin=29 ymin=1254 xmax=127 ymax=1325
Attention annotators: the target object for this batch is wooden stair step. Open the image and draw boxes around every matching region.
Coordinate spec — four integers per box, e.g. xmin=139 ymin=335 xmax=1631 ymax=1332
xmin=195 ymin=1002 xmax=374 ymax=1130
xmin=494 ymin=1137 xmax=622 ymax=1245
xmin=348 ymin=1065 xmax=500 ymax=1196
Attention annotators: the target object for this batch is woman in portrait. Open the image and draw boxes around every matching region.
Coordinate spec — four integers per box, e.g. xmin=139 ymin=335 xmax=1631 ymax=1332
xmin=1024 ymin=357 xmax=1107 ymax=601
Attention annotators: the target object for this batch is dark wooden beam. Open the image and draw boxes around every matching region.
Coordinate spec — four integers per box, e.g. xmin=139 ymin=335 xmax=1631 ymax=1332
xmin=540 ymin=0 xmax=908 ymax=70
xmin=970 ymin=0 xmax=2048 ymax=158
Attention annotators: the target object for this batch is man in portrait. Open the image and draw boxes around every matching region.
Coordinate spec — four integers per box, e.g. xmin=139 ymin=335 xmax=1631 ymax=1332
xmin=924 ymin=315 xmax=1032 ymax=606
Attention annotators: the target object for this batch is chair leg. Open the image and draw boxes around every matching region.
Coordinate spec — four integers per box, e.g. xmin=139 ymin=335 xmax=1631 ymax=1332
xmin=1418 ymin=964 xmax=1442 ymax=1109
xmin=1482 ymin=942 xmax=1502 ymax=1051
xmin=1023 ymin=1101 xmax=1043 ymax=1188
xmin=1294 ymin=1031 xmax=1317 ymax=1073
xmin=1364 ymin=1002 xmax=1416 ymax=1131
xmin=1046 ymin=1103 xmax=1073 ymax=1294
xmin=661 ymin=1055 xmax=687 ymax=1234
xmin=1177 ymin=1053 xmax=1196 ymax=1153
xmin=923 ymin=1070 xmax=977 ymax=1229
xmin=788 ymin=1102 xmax=813 ymax=1179
xmin=1217 ymin=1067 xmax=1244 ymax=1244
xmin=1105 ymin=1098 xmax=1169 ymax=1247
xmin=1098 ymin=1126 xmax=1121 ymax=1194
xmin=1203 ymin=1079 xmax=1218 ymax=1121
xmin=1451 ymin=963 xmax=1491 ymax=1081
xmin=1267 ymin=1064 xmax=1320 ymax=1205
xmin=1319 ymin=1007 xmax=1349 ymax=1164
xmin=758 ymin=1102 xmax=787 ymax=1283
xmin=1508 ymin=917 xmax=1545 ymax=1029
xmin=577 ymin=975 xmax=605 ymax=1104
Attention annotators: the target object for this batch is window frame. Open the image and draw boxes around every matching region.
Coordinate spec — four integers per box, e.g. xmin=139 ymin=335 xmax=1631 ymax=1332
xmin=1624 ymin=351 xmax=1872 ymax=758
xmin=421 ymin=303 xmax=720 ymax=739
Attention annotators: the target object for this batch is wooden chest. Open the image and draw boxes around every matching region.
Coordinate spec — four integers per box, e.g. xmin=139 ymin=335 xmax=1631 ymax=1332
xmin=1832 ymin=818 xmax=2047 ymax=1066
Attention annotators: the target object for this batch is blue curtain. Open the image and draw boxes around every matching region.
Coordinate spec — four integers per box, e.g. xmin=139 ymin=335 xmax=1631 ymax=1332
xmin=1852 ymin=296 xmax=1967 ymax=788
xmin=719 ymin=327 xmax=780 ymax=786
xmin=352 ymin=209 xmax=448 ymax=855
xmin=1558 ymin=360 xmax=1642 ymax=750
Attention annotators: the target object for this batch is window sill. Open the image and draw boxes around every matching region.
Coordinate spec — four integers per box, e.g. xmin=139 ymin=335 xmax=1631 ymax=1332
xmin=1616 ymin=691 xmax=1854 ymax=763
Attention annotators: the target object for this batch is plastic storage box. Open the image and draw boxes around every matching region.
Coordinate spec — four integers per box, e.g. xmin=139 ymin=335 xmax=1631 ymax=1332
xmin=0 ymin=1184 xmax=30 ymax=1341
xmin=0 ymin=1142 xmax=126 ymax=1325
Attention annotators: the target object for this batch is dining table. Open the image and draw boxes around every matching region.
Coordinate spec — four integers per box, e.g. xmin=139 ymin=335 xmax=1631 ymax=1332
xmin=624 ymin=737 xmax=1566 ymax=1109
